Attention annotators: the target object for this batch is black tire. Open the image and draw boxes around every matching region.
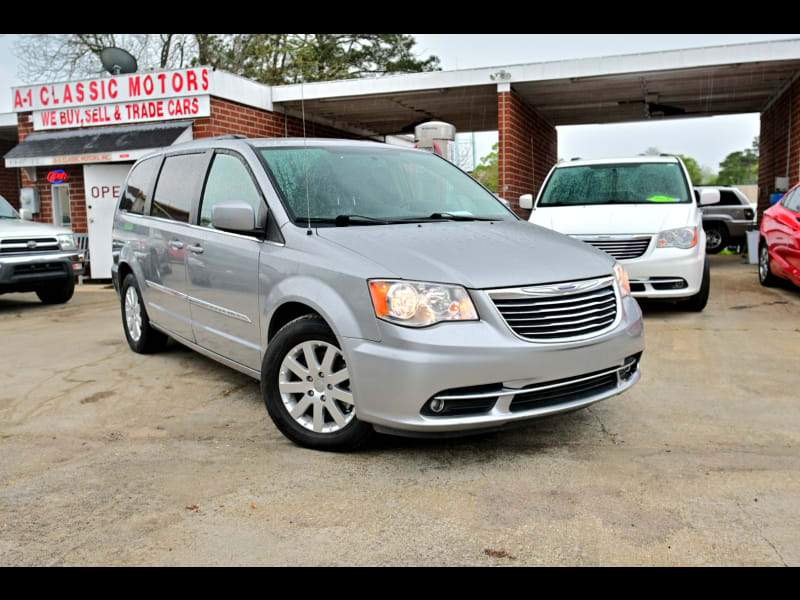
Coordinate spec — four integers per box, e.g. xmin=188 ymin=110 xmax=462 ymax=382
xmin=704 ymin=224 xmax=728 ymax=254
xmin=35 ymin=275 xmax=75 ymax=304
xmin=678 ymin=256 xmax=710 ymax=311
xmin=758 ymin=239 xmax=781 ymax=287
xmin=120 ymin=273 xmax=168 ymax=353
xmin=261 ymin=315 xmax=373 ymax=452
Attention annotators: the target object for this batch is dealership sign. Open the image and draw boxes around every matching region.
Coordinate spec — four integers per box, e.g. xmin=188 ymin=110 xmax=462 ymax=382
xmin=11 ymin=67 xmax=213 ymax=130
xmin=31 ymin=95 xmax=210 ymax=130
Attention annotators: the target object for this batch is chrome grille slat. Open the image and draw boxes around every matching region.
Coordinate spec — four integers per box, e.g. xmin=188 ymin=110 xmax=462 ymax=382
xmin=493 ymin=289 xmax=614 ymax=307
xmin=490 ymin=279 xmax=619 ymax=342
xmin=497 ymin=298 xmax=616 ymax=315
xmin=506 ymin=306 xmax=617 ymax=324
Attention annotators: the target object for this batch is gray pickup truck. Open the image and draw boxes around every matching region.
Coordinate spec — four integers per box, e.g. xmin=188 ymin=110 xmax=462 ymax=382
xmin=0 ymin=194 xmax=84 ymax=304
xmin=696 ymin=186 xmax=757 ymax=253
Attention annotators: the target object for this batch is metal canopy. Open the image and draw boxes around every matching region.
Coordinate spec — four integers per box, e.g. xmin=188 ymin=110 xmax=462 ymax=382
xmin=272 ymin=39 xmax=800 ymax=136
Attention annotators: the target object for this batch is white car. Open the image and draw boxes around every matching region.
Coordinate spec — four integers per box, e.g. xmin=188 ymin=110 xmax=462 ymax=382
xmin=522 ymin=156 xmax=719 ymax=311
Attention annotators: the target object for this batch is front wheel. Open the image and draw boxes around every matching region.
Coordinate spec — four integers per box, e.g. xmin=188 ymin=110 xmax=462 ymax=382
xmin=36 ymin=275 xmax=75 ymax=304
xmin=262 ymin=315 xmax=373 ymax=451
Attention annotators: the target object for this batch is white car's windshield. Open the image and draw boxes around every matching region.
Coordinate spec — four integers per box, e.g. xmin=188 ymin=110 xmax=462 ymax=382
xmin=259 ymin=146 xmax=514 ymax=225
xmin=0 ymin=196 xmax=20 ymax=219
xmin=539 ymin=162 xmax=691 ymax=207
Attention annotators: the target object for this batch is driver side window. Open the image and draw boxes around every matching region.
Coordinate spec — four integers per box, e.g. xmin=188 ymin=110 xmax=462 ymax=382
xmin=199 ymin=153 xmax=264 ymax=229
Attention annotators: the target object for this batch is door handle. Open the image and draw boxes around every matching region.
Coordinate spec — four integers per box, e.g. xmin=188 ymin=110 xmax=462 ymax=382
xmin=188 ymin=244 xmax=204 ymax=254
xmin=168 ymin=240 xmax=184 ymax=249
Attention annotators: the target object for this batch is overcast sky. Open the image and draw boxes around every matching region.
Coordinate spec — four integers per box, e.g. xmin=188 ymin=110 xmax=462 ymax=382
xmin=1 ymin=33 xmax=795 ymax=172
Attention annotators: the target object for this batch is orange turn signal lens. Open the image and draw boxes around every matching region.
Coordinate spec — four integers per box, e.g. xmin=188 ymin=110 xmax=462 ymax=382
xmin=369 ymin=281 xmax=391 ymax=317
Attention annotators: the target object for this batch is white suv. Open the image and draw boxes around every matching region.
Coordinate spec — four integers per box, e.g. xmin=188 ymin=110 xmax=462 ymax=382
xmin=522 ymin=156 xmax=719 ymax=311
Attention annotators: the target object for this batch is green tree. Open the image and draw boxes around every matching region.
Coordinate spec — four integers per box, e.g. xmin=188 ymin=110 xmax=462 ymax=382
xmin=716 ymin=137 xmax=759 ymax=185
xmin=14 ymin=34 xmax=440 ymax=86
xmin=470 ymin=143 xmax=498 ymax=193
xmin=676 ymin=154 xmax=704 ymax=186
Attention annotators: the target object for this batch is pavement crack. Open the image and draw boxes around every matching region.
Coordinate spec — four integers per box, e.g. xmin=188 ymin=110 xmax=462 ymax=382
xmin=587 ymin=408 xmax=622 ymax=445
xmin=734 ymin=499 xmax=789 ymax=566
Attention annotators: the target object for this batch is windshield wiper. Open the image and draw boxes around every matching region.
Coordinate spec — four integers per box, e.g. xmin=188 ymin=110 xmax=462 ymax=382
xmin=427 ymin=212 xmax=495 ymax=221
xmin=304 ymin=215 xmax=409 ymax=226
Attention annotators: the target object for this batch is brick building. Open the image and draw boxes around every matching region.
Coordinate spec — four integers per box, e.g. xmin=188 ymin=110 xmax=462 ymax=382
xmin=1 ymin=68 xmax=361 ymax=278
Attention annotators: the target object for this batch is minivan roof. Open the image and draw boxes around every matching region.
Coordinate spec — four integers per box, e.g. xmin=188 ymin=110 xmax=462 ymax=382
xmin=554 ymin=156 xmax=681 ymax=168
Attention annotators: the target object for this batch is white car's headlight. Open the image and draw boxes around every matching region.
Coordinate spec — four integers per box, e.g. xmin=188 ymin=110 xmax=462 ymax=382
xmin=656 ymin=227 xmax=697 ymax=249
xmin=57 ymin=233 xmax=78 ymax=251
xmin=368 ymin=279 xmax=478 ymax=327
xmin=613 ymin=262 xmax=631 ymax=297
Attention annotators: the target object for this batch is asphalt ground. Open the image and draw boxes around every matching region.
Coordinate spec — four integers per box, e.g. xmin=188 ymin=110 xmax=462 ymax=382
xmin=0 ymin=255 xmax=798 ymax=566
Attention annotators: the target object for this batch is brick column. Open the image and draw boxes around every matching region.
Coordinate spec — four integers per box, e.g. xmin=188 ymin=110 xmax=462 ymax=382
xmin=0 ymin=140 xmax=20 ymax=208
xmin=497 ymin=87 xmax=557 ymax=219
xmin=759 ymin=77 xmax=800 ymax=221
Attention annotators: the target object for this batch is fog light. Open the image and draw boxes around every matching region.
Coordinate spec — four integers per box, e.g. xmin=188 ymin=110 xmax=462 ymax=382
xmin=430 ymin=398 xmax=446 ymax=413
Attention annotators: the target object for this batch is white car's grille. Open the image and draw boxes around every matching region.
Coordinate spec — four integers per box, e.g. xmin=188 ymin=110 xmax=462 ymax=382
xmin=488 ymin=277 xmax=620 ymax=342
xmin=577 ymin=236 xmax=651 ymax=260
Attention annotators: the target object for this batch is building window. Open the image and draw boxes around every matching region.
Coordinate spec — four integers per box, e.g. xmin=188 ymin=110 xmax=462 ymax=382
xmin=51 ymin=184 xmax=71 ymax=228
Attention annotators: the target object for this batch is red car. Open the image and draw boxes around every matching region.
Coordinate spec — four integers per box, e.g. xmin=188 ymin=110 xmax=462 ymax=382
xmin=759 ymin=184 xmax=800 ymax=289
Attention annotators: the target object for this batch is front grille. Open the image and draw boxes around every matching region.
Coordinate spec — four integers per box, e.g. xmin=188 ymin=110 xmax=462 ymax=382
xmin=510 ymin=369 xmax=620 ymax=412
xmin=0 ymin=237 xmax=59 ymax=254
xmin=490 ymin=279 xmax=619 ymax=342
xmin=579 ymin=237 xmax=651 ymax=260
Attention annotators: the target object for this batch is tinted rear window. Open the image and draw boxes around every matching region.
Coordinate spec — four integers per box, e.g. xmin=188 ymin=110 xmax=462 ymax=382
xmin=119 ymin=157 xmax=160 ymax=215
xmin=150 ymin=153 xmax=207 ymax=223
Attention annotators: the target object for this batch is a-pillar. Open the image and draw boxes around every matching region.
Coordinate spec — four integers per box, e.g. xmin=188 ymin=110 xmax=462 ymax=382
xmin=497 ymin=83 xmax=557 ymax=218
xmin=759 ymin=76 xmax=800 ymax=220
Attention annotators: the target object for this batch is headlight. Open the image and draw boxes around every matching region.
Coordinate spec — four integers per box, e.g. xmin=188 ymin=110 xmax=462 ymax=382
xmin=613 ymin=262 xmax=631 ymax=297
xmin=656 ymin=227 xmax=697 ymax=249
xmin=57 ymin=233 xmax=78 ymax=251
xmin=368 ymin=279 xmax=478 ymax=327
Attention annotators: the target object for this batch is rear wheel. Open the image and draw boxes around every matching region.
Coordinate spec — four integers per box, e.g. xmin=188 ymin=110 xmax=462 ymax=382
xmin=704 ymin=224 xmax=727 ymax=254
xmin=262 ymin=315 xmax=373 ymax=451
xmin=121 ymin=273 xmax=168 ymax=353
xmin=758 ymin=240 xmax=781 ymax=287
xmin=36 ymin=275 xmax=75 ymax=304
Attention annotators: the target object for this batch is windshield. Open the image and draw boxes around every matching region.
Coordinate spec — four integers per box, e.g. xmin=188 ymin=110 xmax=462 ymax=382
xmin=258 ymin=146 xmax=513 ymax=224
xmin=538 ymin=162 xmax=691 ymax=207
xmin=0 ymin=196 xmax=20 ymax=219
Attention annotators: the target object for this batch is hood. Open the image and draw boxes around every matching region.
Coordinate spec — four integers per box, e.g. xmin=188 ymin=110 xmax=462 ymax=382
xmin=530 ymin=204 xmax=694 ymax=235
xmin=0 ymin=217 xmax=73 ymax=238
xmin=316 ymin=219 xmax=614 ymax=289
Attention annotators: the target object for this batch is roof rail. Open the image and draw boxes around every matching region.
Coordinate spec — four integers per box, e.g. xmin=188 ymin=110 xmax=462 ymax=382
xmin=570 ymin=156 xmax=582 ymax=161
xmin=210 ymin=134 xmax=248 ymax=140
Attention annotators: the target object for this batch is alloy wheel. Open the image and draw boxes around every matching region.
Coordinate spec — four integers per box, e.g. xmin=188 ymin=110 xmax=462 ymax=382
xmin=759 ymin=245 xmax=770 ymax=281
xmin=277 ymin=340 xmax=355 ymax=434
xmin=124 ymin=286 xmax=143 ymax=342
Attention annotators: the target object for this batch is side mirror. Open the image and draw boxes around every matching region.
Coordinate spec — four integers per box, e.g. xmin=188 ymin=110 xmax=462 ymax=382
xmin=20 ymin=208 xmax=33 ymax=221
xmin=519 ymin=194 xmax=534 ymax=210
xmin=699 ymin=189 xmax=720 ymax=206
xmin=211 ymin=201 xmax=255 ymax=233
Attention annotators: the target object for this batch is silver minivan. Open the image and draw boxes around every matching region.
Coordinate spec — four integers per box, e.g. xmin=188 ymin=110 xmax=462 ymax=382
xmin=112 ymin=137 xmax=645 ymax=451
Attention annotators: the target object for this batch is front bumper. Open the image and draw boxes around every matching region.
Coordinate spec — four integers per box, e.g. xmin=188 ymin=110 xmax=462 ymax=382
xmin=340 ymin=291 xmax=644 ymax=435
xmin=0 ymin=251 xmax=84 ymax=292
xmin=622 ymin=241 xmax=706 ymax=299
